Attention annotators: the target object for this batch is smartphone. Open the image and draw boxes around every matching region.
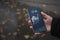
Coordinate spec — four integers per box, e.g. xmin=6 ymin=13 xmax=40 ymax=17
xmin=27 ymin=7 xmax=47 ymax=33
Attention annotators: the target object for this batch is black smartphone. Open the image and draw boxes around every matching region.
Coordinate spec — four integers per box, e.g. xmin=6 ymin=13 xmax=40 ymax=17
xmin=27 ymin=7 xmax=47 ymax=33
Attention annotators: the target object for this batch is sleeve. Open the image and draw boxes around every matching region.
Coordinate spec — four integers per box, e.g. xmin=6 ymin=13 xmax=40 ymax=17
xmin=51 ymin=17 xmax=60 ymax=38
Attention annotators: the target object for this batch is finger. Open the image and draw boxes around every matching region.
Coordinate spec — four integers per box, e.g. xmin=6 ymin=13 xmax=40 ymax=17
xmin=28 ymin=20 xmax=31 ymax=23
xmin=30 ymin=26 xmax=33 ymax=29
xmin=41 ymin=12 xmax=49 ymax=19
xmin=43 ymin=19 xmax=47 ymax=23
xmin=28 ymin=20 xmax=33 ymax=29
xmin=34 ymin=33 xmax=41 ymax=35
xmin=28 ymin=20 xmax=32 ymax=26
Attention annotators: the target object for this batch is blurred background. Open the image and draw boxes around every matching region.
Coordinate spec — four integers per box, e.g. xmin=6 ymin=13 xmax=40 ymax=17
xmin=0 ymin=0 xmax=60 ymax=40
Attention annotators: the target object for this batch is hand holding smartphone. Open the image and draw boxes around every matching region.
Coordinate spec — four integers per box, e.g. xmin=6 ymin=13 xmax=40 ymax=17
xmin=27 ymin=7 xmax=47 ymax=33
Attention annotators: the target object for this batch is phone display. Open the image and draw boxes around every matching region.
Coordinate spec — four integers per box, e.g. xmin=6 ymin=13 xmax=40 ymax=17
xmin=27 ymin=7 xmax=47 ymax=33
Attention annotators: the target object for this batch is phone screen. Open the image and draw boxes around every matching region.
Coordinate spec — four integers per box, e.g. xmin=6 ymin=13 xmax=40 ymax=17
xmin=27 ymin=7 xmax=47 ymax=33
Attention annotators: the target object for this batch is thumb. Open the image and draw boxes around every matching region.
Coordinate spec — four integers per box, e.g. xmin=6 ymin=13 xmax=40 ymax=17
xmin=41 ymin=12 xmax=49 ymax=19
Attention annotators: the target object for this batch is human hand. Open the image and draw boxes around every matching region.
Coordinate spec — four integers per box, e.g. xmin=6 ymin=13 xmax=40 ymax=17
xmin=28 ymin=12 xmax=53 ymax=35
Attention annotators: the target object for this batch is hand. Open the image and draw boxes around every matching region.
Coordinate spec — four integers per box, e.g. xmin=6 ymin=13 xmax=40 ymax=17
xmin=28 ymin=12 xmax=53 ymax=35
xmin=41 ymin=12 xmax=52 ymax=32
